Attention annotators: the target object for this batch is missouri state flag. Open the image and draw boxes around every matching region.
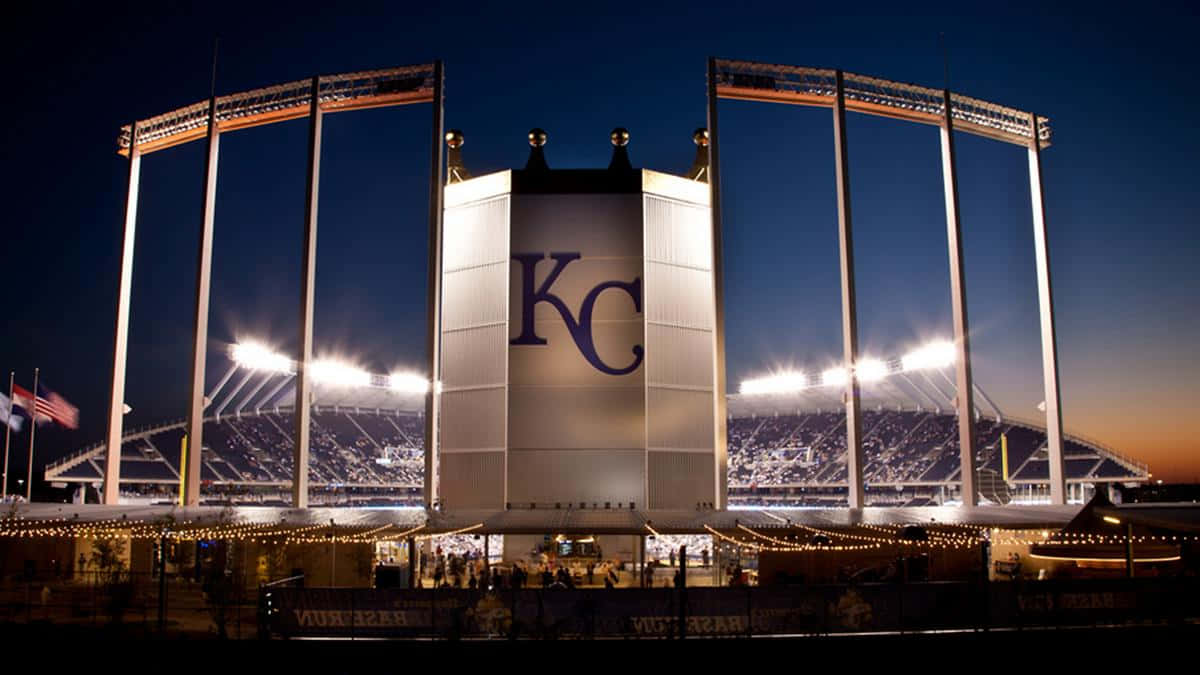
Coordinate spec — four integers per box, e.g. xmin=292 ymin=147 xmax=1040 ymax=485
xmin=0 ymin=392 xmax=24 ymax=432
xmin=12 ymin=382 xmax=78 ymax=430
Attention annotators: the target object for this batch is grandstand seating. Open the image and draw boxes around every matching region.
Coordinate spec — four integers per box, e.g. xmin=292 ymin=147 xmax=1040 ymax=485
xmin=49 ymin=406 xmax=1144 ymax=507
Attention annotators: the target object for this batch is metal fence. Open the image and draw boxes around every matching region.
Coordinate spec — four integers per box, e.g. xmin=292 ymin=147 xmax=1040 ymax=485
xmin=3 ymin=569 xmax=1194 ymax=640
xmin=262 ymin=578 xmax=1200 ymax=640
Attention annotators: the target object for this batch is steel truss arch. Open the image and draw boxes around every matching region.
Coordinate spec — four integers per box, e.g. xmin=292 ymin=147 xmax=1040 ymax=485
xmin=116 ymin=64 xmax=436 ymax=156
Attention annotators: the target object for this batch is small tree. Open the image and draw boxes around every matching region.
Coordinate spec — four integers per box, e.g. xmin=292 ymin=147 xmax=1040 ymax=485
xmin=89 ymin=537 xmax=134 ymax=624
xmin=203 ymin=507 xmax=240 ymax=638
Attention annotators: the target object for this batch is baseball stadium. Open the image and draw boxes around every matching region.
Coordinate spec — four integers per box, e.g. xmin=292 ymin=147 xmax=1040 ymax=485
xmin=1 ymin=55 xmax=1196 ymax=642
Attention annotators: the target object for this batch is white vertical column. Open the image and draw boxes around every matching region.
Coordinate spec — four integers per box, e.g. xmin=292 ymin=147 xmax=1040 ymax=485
xmin=939 ymin=90 xmax=979 ymax=506
xmin=706 ymin=57 xmax=728 ymax=509
xmin=104 ymin=122 xmax=141 ymax=505
xmin=1027 ymin=113 xmax=1066 ymax=506
xmin=832 ymin=70 xmax=865 ymax=509
xmin=292 ymin=76 xmax=323 ymax=509
xmin=183 ymin=96 xmax=220 ymax=506
xmin=423 ymin=61 xmax=445 ymax=508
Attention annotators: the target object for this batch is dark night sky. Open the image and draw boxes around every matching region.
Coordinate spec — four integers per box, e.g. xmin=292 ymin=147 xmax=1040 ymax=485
xmin=1 ymin=1 xmax=1197 ymax=486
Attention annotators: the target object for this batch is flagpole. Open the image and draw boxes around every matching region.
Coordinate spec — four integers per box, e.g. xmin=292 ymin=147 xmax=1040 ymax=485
xmin=26 ymin=367 xmax=37 ymax=502
xmin=2 ymin=371 xmax=12 ymax=500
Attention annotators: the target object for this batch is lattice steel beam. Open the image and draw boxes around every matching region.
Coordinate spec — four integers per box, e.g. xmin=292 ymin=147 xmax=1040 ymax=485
xmin=712 ymin=59 xmax=1051 ymax=148
xmin=117 ymin=64 xmax=436 ymax=156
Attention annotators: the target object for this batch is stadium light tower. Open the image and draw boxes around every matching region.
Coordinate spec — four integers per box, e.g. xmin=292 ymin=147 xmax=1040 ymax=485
xmin=108 ymin=62 xmax=440 ymax=506
xmin=706 ymin=57 xmax=730 ymax=509
xmin=424 ymin=61 xmax=446 ymax=511
xmin=855 ymin=358 xmax=888 ymax=383
xmin=740 ymin=341 xmax=957 ymax=397
xmin=1028 ymin=113 xmax=1066 ymax=505
xmin=231 ymin=342 xmax=294 ymax=373
xmin=293 ymin=75 xmax=322 ymax=508
xmin=709 ymin=57 xmax=1065 ymax=506
xmin=182 ymin=88 xmax=220 ymax=507
xmin=831 ymin=70 xmax=866 ymax=509
xmin=389 ymin=373 xmax=431 ymax=394
xmin=103 ymin=120 xmax=140 ymax=506
xmin=901 ymin=341 xmax=955 ymax=371
xmin=940 ymin=88 xmax=979 ymax=506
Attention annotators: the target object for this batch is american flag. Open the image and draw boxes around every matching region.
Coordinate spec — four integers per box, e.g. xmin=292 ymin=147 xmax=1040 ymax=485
xmin=12 ymin=382 xmax=78 ymax=430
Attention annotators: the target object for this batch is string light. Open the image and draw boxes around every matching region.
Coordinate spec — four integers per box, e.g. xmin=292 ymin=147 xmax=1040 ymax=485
xmin=415 ymin=523 xmax=483 ymax=541
xmin=1 ymin=514 xmax=1194 ymax=554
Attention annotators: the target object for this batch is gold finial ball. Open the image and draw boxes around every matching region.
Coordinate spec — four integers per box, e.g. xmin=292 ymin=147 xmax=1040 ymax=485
xmin=693 ymin=128 xmax=709 ymax=147
xmin=528 ymin=128 xmax=547 ymax=147
xmin=610 ymin=127 xmax=630 ymax=147
xmin=445 ymin=129 xmax=464 ymax=149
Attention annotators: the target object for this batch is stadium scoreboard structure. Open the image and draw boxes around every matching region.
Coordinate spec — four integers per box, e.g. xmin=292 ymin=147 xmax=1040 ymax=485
xmin=98 ymin=57 xmax=1077 ymax=514
xmin=434 ymin=161 xmax=722 ymax=510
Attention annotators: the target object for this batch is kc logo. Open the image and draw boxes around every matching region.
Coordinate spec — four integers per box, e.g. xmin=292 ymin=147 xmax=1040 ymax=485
xmin=511 ymin=252 xmax=644 ymax=375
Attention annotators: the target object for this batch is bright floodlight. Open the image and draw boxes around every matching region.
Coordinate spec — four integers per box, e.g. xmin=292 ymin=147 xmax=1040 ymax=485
xmin=856 ymin=358 xmax=888 ymax=382
xmin=901 ymin=341 xmax=956 ymax=372
xmin=389 ymin=372 xmax=430 ymax=394
xmin=740 ymin=371 xmax=807 ymax=395
xmin=310 ymin=360 xmax=371 ymax=387
xmin=231 ymin=342 xmax=293 ymax=373
xmin=822 ymin=367 xmax=847 ymax=386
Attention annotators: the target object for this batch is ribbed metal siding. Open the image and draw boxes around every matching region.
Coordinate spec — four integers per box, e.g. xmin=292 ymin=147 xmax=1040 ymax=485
xmin=647 ymin=388 xmax=715 ymax=450
xmin=443 ymin=197 xmax=510 ymax=272
xmin=644 ymin=263 xmax=713 ymax=330
xmin=440 ymin=388 xmax=506 ymax=450
xmin=648 ymin=451 xmax=715 ymax=509
xmin=441 ymin=262 xmax=507 ymax=331
xmin=441 ymin=324 xmax=507 ymax=390
xmin=644 ymin=196 xmax=712 ymax=269
xmin=644 ymin=194 xmax=716 ymax=508
xmin=508 ymin=449 xmax=644 ymax=505
xmin=440 ymin=193 xmax=510 ymax=509
xmin=645 ymin=324 xmax=713 ymax=389
xmin=439 ymin=452 xmax=505 ymax=509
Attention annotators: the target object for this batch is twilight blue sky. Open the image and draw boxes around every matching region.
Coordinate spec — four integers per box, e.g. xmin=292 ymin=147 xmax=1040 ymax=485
xmin=1 ymin=1 xmax=1197 ymax=484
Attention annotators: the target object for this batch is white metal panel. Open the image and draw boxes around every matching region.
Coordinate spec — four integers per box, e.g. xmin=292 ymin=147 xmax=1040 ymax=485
xmin=508 ymin=386 xmax=645 ymax=450
xmin=440 ymin=181 xmax=509 ymax=508
xmin=646 ymin=324 xmax=713 ymax=389
xmin=441 ymin=262 xmax=508 ymax=331
xmin=641 ymin=169 xmax=711 ymax=206
xmin=440 ymin=388 xmax=506 ymax=451
xmin=443 ymin=195 xmax=510 ymax=272
xmin=441 ymin=324 xmax=508 ymax=390
xmin=648 ymin=451 xmax=715 ymax=509
xmin=644 ymin=196 xmax=712 ymax=270
xmin=642 ymin=189 xmax=717 ymax=507
xmin=439 ymin=452 xmax=505 ymax=508
xmin=644 ymin=262 xmax=713 ymax=330
xmin=507 ymin=449 xmax=644 ymax=505
xmin=443 ymin=170 xmax=512 ymax=209
xmin=647 ymin=388 xmax=715 ymax=450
